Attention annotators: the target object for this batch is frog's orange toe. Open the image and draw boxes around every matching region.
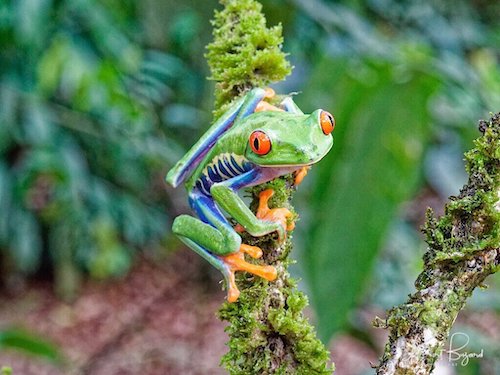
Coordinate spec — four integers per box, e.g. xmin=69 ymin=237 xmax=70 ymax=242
xmin=256 ymin=189 xmax=295 ymax=237
xmin=260 ymin=265 xmax=278 ymax=281
xmin=255 ymin=88 xmax=284 ymax=113
xmin=220 ymin=244 xmax=277 ymax=302
xmin=240 ymin=243 xmax=263 ymax=259
xmin=264 ymin=87 xmax=276 ymax=99
xmin=294 ymin=166 xmax=310 ymax=186
xmin=222 ymin=250 xmax=277 ymax=281
xmin=226 ymin=272 xmax=240 ymax=303
xmin=234 ymin=223 xmax=245 ymax=233
xmin=256 ymin=101 xmax=284 ymax=113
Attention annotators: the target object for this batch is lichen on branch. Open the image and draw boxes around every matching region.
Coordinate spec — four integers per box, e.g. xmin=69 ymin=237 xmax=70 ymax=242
xmin=206 ymin=1 xmax=333 ymax=374
xmin=375 ymin=113 xmax=500 ymax=375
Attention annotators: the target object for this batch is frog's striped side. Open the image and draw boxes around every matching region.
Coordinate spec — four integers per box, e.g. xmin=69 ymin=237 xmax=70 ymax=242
xmin=194 ymin=153 xmax=253 ymax=195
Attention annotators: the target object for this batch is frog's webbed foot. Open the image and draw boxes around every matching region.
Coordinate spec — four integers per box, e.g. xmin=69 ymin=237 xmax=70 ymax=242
xmin=233 ymin=188 xmax=295 ymax=243
xmin=255 ymin=88 xmax=284 ymax=113
xmin=240 ymin=243 xmax=262 ymax=259
xmin=220 ymin=244 xmax=277 ymax=302
xmin=256 ymin=189 xmax=295 ymax=238
xmin=294 ymin=166 xmax=311 ymax=186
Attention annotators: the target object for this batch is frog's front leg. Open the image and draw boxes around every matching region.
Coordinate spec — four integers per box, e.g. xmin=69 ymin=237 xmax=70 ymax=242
xmin=172 ymin=192 xmax=276 ymax=302
xmin=210 ymin=169 xmax=294 ymax=241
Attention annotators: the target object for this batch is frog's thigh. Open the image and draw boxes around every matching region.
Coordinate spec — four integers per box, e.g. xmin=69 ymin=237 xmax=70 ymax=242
xmin=178 ymin=195 xmax=241 ymax=256
xmin=171 ymin=217 xmax=228 ymax=273
xmin=280 ymin=97 xmax=304 ymax=114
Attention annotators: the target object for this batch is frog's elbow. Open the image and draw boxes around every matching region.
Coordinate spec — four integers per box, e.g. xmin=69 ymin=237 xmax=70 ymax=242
xmin=165 ymin=170 xmax=179 ymax=188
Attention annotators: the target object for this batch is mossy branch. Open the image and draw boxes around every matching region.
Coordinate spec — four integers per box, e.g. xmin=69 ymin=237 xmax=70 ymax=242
xmin=374 ymin=113 xmax=500 ymax=375
xmin=206 ymin=0 xmax=291 ymax=118
xmin=206 ymin=1 xmax=333 ymax=373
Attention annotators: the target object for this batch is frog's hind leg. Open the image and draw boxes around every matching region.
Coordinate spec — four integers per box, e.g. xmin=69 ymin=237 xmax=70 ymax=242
xmin=222 ymin=244 xmax=277 ymax=302
xmin=280 ymin=96 xmax=304 ymax=114
xmin=173 ymin=193 xmax=276 ymax=302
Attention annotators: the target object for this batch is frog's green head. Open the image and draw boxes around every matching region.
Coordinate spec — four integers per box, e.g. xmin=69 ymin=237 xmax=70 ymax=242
xmin=244 ymin=109 xmax=335 ymax=166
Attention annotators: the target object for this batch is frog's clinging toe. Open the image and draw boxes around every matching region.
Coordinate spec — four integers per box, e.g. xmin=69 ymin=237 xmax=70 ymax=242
xmin=256 ymin=189 xmax=295 ymax=234
xmin=220 ymin=247 xmax=277 ymax=302
xmin=240 ymin=243 xmax=263 ymax=259
xmin=226 ymin=271 xmax=240 ymax=303
xmin=294 ymin=166 xmax=310 ymax=186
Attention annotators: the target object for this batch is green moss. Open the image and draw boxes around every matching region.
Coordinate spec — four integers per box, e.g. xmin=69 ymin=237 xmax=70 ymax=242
xmin=217 ymin=174 xmax=332 ymax=373
xmin=220 ymin=273 xmax=333 ymax=374
xmin=419 ymin=300 xmax=452 ymax=329
xmin=421 ymin=116 xmax=499 ymax=263
xmin=206 ymin=0 xmax=292 ymax=118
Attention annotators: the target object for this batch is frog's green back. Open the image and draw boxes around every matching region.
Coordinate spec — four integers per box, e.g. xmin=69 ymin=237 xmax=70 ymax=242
xmin=165 ymin=95 xmax=246 ymax=188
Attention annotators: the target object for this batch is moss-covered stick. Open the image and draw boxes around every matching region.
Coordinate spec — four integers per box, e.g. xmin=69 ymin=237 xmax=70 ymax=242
xmin=206 ymin=0 xmax=334 ymax=373
xmin=375 ymin=113 xmax=500 ymax=375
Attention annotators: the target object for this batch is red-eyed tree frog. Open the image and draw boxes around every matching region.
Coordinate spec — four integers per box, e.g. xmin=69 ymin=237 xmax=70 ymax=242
xmin=166 ymin=88 xmax=335 ymax=302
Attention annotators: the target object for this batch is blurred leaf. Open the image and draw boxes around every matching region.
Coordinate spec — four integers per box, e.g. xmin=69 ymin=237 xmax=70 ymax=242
xmin=367 ymin=221 xmax=423 ymax=309
xmin=9 ymin=208 xmax=42 ymax=273
xmin=0 ymin=0 xmax=186 ymax=288
xmin=0 ymin=328 xmax=61 ymax=362
xmin=0 ymin=162 xmax=12 ymax=243
xmin=425 ymin=142 xmax=468 ymax=198
xmin=13 ymin=0 xmax=52 ymax=47
xmin=89 ymin=216 xmax=131 ymax=278
xmin=300 ymin=57 xmax=439 ymax=341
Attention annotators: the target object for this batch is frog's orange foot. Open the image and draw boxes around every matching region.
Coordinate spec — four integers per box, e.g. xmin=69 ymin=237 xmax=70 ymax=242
xmin=221 ymin=244 xmax=277 ymax=303
xmin=257 ymin=189 xmax=295 ymax=233
xmin=256 ymin=88 xmax=284 ymax=113
xmin=240 ymin=243 xmax=262 ymax=259
xmin=264 ymin=87 xmax=275 ymax=99
xmin=294 ymin=166 xmax=311 ymax=186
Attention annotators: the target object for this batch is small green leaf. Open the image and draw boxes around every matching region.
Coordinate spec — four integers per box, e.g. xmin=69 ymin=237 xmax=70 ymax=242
xmin=0 ymin=328 xmax=61 ymax=362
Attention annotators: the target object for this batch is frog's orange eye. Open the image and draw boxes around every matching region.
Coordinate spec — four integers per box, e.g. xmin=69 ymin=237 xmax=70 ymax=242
xmin=320 ymin=111 xmax=335 ymax=135
xmin=249 ymin=131 xmax=271 ymax=155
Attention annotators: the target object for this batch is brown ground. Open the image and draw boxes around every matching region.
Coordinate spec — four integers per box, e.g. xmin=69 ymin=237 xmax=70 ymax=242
xmin=0 ymin=249 xmax=387 ymax=375
xmin=9 ymin=247 xmax=494 ymax=375
xmin=0 ymin=251 xmax=228 ymax=375
xmin=0 ymin=249 xmax=456 ymax=375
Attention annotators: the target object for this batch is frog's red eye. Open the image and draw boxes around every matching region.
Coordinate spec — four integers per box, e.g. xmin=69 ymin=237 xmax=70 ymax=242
xmin=249 ymin=131 xmax=271 ymax=155
xmin=320 ymin=111 xmax=335 ymax=135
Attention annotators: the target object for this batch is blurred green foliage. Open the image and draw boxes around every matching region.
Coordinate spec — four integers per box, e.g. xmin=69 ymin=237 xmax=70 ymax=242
xmin=289 ymin=0 xmax=499 ymax=343
xmin=0 ymin=0 xmax=215 ymax=297
xmin=301 ymin=58 xmax=439 ymax=340
xmin=0 ymin=0 xmax=498 ymax=365
xmin=0 ymin=328 xmax=61 ymax=362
